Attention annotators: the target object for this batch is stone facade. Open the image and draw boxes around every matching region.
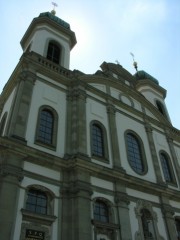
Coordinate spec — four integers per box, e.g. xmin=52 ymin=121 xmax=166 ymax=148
xmin=0 ymin=11 xmax=180 ymax=240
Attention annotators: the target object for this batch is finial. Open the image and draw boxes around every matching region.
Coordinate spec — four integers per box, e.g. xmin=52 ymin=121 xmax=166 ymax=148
xmin=115 ymin=60 xmax=120 ymax=65
xmin=51 ymin=2 xmax=58 ymax=15
xmin=130 ymin=52 xmax=138 ymax=72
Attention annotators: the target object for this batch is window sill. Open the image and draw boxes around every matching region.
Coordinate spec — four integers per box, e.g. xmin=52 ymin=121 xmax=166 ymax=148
xmin=21 ymin=209 xmax=57 ymax=226
xmin=91 ymin=219 xmax=119 ymax=229
xmin=35 ymin=140 xmax=56 ymax=151
xmin=92 ymin=155 xmax=110 ymax=163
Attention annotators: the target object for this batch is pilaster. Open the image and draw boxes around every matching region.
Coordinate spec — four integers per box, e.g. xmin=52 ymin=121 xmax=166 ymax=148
xmin=144 ymin=122 xmax=164 ymax=184
xmin=165 ymin=132 xmax=180 ymax=185
xmin=114 ymin=183 xmax=132 ymax=240
xmin=65 ymin=81 xmax=88 ymax=157
xmin=161 ymin=195 xmax=177 ymax=240
xmin=6 ymin=70 xmax=36 ymax=141
xmin=0 ymin=150 xmax=23 ymax=240
xmin=60 ymin=166 xmax=92 ymax=240
xmin=106 ymin=103 xmax=124 ymax=171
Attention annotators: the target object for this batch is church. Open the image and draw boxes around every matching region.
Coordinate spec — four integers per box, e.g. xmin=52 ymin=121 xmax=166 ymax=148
xmin=0 ymin=9 xmax=180 ymax=240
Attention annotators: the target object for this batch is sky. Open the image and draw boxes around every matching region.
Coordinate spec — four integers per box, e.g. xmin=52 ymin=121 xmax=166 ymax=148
xmin=1 ymin=0 xmax=180 ymax=129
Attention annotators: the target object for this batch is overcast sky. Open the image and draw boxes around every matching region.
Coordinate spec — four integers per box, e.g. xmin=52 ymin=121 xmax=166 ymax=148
xmin=1 ymin=0 xmax=180 ymax=129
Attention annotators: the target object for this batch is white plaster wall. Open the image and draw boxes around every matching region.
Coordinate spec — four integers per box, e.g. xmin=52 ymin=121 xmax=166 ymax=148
xmin=13 ymin=177 xmax=60 ymax=240
xmin=116 ymin=112 xmax=157 ymax=182
xmin=26 ymin=78 xmax=66 ymax=157
xmin=110 ymin=88 xmax=122 ymax=99
xmin=27 ymin=27 xmax=71 ymax=68
xmin=129 ymin=201 xmax=168 ymax=239
xmin=145 ymin=108 xmax=159 ymax=121
xmin=170 ymin=200 xmax=180 ymax=210
xmin=137 ymin=87 xmax=164 ymax=104
xmin=0 ymin=87 xmax=16 ymax=118
xmin=86 ymin=97 xmax=113 ymax=167
xmin=127 ymin=188 xmax=159 ymax=203
xmin=89 ymin=83 xmax=106 ymax=93
xmin=154 ymin=207 xmax=168 ymax=239
xmin=91 ymin=177 xmax=113 ymax=191
xmin=24 ymin=162 xmax=60 ymax=180
xmin=174 ymin=145 xmax=180 ymax=165
xmin=0 ymin=87 xmax=16 ymax=134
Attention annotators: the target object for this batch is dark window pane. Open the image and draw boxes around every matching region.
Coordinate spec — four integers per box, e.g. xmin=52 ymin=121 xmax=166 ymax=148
xmin=127 ymin=133 xmax=144 ymax=174
xmin=160 ymin=153 xmax=172 ymax=182
xmin=92 ymin=124 xmax=104 ymax=157
xmin=94 ymin=200 xmax=109 ymax=223
xmin=26 ymin=189 xmax=47 ymax=215
xmin=47 ymin=42 xmax=60 ymax=64
xmin=37 ymin=109 xmax=54 ymax=144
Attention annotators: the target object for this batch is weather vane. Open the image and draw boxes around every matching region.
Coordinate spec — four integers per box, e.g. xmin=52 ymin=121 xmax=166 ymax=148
xmin=130 ymin=52 xmax=138 ymax=72
xmin=51 ymin=2 xmax=58 ymax=15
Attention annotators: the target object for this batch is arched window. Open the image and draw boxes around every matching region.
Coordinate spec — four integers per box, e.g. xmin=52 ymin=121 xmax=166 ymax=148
xmin=126 ymin=132 xmax=147 ymax=174
xmin=94 ymin=200 xmax=109 ymax=223
xmin=141 ymin=209 xmax=155 ymax=239
xmin=156 ymin=100 xmax=167 ymax=119
xmin=47 ymin=41 xmax=61 ymax=64
xmin=0 ymin=112 xmax=7 ymax=136
xmin=38 ymin=109 xmax=54 ymax=144
xmin=93 ymin=198 xmax=117 ymax=240
xmin=26 ymin=189 xmax=47 ymax=215
xmin=160 ymin=151 xmax=176 ymax=184
xmin=35 ymin=106 xmax=58 ymax=148
xmin=92 ymin=124 xmax=104 ymax=157
xmin=90 ymin=121 xmax=109 ymax=161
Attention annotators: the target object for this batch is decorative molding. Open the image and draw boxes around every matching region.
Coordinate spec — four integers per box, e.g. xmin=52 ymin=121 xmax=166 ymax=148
xmin=0 ymin=163 xmax=23 ymax=181
xmin=20 ymin=222 xmax=50 ymax=240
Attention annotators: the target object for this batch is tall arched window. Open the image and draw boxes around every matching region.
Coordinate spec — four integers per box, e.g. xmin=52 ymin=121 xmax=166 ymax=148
xmin=90 ymin=121 xmax=109 ymax=161
xmin=38 ymin=109 xmax=54 ymax=144
xmin=35 ymin=106 xmax=58 ymax=148
xmin=126 ymin=132 xmax=147 ymax=174
xmin=47 ymin=41 xmax=61 ymax=64
xmin=92 ymin=124 xmax=104 ymax=157
xmin=160 ymin=151 xmax=176 ymax=184
xmin=94 ymin=200 xmax=109 ymax=223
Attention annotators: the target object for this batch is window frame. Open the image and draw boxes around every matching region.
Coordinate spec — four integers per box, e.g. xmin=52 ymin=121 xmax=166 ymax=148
xmin=90 ymin=121 xmax=109 ymax=162
xmin=35 ymin=106 xmax=58 ymax=150
xmin=159 ymin=150 xmax=177 ymax=185
xmin=125 ymin=130 xmax=148 ymax=175
xmin=26 ymin=188 xmax=48 ymax=215
xmin=46 ymin=41 xmax=61 ymax=64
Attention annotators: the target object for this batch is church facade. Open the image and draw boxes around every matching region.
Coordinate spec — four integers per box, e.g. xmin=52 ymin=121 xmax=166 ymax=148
xmin=0 ymin=11 xmax=180 ymax=240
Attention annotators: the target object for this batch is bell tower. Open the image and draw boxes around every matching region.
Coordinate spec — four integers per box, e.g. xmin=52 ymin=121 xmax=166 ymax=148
xmin=20 ymin=10 xmax=76 ymax=69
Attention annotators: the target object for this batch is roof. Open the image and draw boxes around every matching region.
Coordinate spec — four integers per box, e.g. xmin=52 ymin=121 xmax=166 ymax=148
xmin=134 ymin=70 xmax=159 ymax=85
xmin=38 ymin=12 xmax=70 ymax=30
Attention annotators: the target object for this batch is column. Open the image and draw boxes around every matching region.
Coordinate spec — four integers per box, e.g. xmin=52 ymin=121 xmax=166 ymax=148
xmin=65 ymin=81 xmax=88 ymax=158
xmin=107 ymin=103 xmax=124 ymax=170
xmin=60 ymin=168 xmax=92 ymax=240
xmin=144 ymin=122 xmax=164 ymax=184
xmin=114 ymin=183 xmax=132 ymax=240
xmin=161 ymin=195 xmax=177 ymax=240
xmin=6 ymin=71 xmax=36 ymax=141
xmin=166 ymin=133 xmax=180 ymax=185
xmin=0 ymin=150 xmax=23 ymax=240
